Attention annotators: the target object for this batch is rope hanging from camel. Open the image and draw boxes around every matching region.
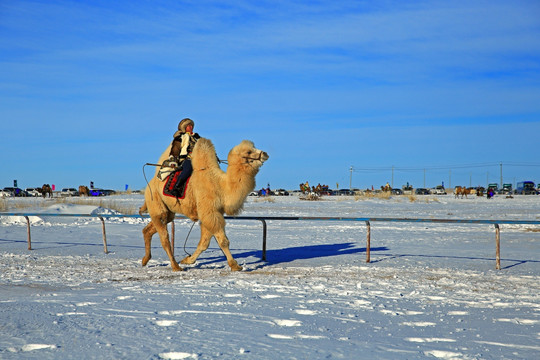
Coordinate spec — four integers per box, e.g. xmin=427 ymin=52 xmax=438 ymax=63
xmin=183 ymin=220 xmax=197 ymax=257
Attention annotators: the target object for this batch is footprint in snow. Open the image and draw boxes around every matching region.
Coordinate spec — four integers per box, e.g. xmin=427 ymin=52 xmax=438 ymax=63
xmin=273 ymin=319 xmax=302 ymax=327
xmin=7 ymin=344 xmax=57 ymax=352
xmin=158 ymin=352 xmax=198 ymax=359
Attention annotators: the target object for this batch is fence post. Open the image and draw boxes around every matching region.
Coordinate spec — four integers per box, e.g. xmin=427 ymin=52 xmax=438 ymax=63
xmin=98 ymin=216 xmax=108 ymax=254
xmin=259 ymin=219 xmax=267 ymax=261
xmin=365 ymin=221 xmax=371 ymax=263
xmin=495 ymin=223 xmax=500 ymax=270
xmin=24 ymin=216 xmax=32 ymax=250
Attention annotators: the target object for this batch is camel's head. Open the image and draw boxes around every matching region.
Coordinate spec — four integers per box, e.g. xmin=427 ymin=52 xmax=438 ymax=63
xmin=229 ymin=140 xmax=269 ymax=169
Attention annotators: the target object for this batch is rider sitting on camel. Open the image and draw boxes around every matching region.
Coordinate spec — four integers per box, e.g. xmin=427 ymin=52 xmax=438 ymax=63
xmin=162 ymin=118 xmax=200 ymax=196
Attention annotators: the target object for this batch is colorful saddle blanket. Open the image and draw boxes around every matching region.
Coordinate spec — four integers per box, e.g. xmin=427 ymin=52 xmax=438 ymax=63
xmin=163 ymin=170 xmax=190 ymax=199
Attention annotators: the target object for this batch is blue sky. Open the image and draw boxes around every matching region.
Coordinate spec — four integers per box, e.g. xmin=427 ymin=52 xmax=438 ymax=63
xmin=1 ymin=0 xmax=540 ymax=191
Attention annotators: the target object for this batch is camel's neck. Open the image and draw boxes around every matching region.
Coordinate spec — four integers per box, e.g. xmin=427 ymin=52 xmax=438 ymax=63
xmin=222 ymin=165 xmax=257 ymax=215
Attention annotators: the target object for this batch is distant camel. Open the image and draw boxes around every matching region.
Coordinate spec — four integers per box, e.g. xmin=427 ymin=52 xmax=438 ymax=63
xmin=139 ymin=138 xmax=268 ymax=271
xmin=454 ymin=186 xmax=471 ymax=199
xmin=41 ymin=184 xmax=52 ymax=198
xmin=79 ymin=185 xmax=90 ymax=196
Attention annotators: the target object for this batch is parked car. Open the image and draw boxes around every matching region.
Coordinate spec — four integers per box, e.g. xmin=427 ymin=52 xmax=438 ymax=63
xmin=430 ymin=185 xmax=446 ymax=195
xmin=402 ymin=185 xmax=413 ymax=195
xmin=515 ymin=181 xmax=537 ymax=195
xmin=3 ymin=187 xmax=27 ymax=197
xmin=89 ymin=189 xmax=106 ymax=196
xmin=0 ymin=189 xmax=13 ymax=198
xmin=273 ymin=189 xmax=289 ymax=196
xmin=501 ymin=183 xmax=513 ymax=195
xmin=25 ymin=188 xmax=41 ymax=197
xmin=335 ymin=189 xmax=354 ymax=196
xmin=415 ymin=188 xmax=429 ymax=195
xmin=391 ymin=188 xmax=403 ymax=195
xmin=61 ymin=188 xmax=79 ymax=196
xmin=487 ymin=183 xmax=499 ymax=194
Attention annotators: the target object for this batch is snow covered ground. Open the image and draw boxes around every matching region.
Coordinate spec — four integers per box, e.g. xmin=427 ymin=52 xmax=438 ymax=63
xmin=1 ymin=194 xmax=539 ymax=359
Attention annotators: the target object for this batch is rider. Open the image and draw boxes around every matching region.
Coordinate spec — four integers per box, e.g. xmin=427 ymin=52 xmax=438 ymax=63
xmin=167 ymin=118 xmax=200 ymax=195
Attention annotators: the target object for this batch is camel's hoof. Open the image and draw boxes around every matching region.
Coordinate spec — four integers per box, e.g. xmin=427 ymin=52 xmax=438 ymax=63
xmin=231 ymin=264 xmax=243 ymax=271
xmin=142 ymin=256 xmax=150 ymax=267
xmin=180 ymin=256 xmax=194 ymax=265
xmin=171 ymin=262 xmax=184 ymax=271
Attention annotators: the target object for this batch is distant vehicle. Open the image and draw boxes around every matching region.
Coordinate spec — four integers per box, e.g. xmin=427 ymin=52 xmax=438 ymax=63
xmin=515 ymin=181 xmax=537 ymax=195
xmin=0 ymin=189 xmax=13 ymax=198
xmin=273 ymin=189 xmax=289 ymax=196
xmin=430 ymin=185 xmax=446 ymax=195
xmin=89 ymin=189 xmax=106 ymax=196
xmin=501 ymin=183 xmax=513 ymax=195
xmin=319 ymin=188 xmax=333 ymax=196
xmin=25 ymin=188 xmax=41 ymax=197
xmin=101 ymin=189 xmax=116 ymax=196
xmin=61 ymin=188 xmax=79 ymax=196
xmin=402 ymin=185 xmax=413 ymax=195
xmin=3 ymin=187 xmax=27 ymax=197
xmin=415 ymin=188 xmax=429 ymax=195
xmin=487 ymin=183 xmax=499 ymax=192
xmin=335 ymin=189 xmax=353 ymax=196
xmin=391 ymin=188 xmax=403 ymax=195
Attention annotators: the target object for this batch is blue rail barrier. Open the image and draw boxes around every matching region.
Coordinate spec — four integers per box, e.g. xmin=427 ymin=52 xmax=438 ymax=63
xmin=1 ymin=212 xmax=539 ymax=270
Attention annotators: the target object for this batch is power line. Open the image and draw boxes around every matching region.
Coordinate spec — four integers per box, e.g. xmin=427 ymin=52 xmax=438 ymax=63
xmin=351 ymin=162 xmax=540 ymax=172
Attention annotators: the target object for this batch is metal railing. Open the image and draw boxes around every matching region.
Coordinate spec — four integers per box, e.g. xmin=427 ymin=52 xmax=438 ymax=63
xmin=1 ymin=212 xmax=539 ymax=270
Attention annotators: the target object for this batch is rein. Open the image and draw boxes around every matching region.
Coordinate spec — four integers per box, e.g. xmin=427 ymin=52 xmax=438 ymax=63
xmin=242 ymin=151 xmax=265 ymax=162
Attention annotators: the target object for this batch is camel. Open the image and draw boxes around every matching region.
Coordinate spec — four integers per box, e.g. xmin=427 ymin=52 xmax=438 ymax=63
xmin=79 ymin=185 xmax=90 ymax=196
xmin=381 ymin=183 xmax=392 ymax=192
xmin=140 ymin=137 xmax=269 ymax=271
xmin=454 ymin=186 xmax=471 ymax=199
xmin=41 ymin=184 xmax=52 ymax=198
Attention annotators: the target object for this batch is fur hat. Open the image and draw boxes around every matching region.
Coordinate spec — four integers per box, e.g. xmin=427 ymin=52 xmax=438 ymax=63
xmin=178 ymin=118 xmax=195 ymax=132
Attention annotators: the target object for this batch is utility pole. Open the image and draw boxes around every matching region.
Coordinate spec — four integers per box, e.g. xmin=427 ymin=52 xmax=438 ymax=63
xmin=500 ymin=162 xmax=503 ymax=188
xmin=349 ymin=166 xmax=353 ymax=189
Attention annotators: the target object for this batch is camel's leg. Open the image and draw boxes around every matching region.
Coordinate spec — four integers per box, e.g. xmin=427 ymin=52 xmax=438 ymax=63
xmin=152 ymin=213 xmax=183 ymax=271
xmin=213 ymin=228 xmax=242 ymax=271
xmin=142 ymin=221 xmax=157 ymax=266
xmin=181 ymin=224 xmax=213 ymax=265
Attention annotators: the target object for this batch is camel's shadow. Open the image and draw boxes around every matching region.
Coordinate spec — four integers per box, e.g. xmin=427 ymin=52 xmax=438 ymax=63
xmin=185 ymin=242 xmax=389 ymax=269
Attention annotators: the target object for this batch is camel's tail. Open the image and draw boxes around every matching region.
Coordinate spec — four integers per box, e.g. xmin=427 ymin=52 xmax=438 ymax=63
xmin=139 ymin=201 xmax=147 ymax=216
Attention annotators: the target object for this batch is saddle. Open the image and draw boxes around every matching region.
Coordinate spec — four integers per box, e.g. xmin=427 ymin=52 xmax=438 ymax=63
xmin=163 ymin=170 xmax=190 ymax=199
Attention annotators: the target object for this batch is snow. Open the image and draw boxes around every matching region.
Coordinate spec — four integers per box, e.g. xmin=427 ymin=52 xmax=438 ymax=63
xmin=1 ymin=194 xmax=539 ymax=359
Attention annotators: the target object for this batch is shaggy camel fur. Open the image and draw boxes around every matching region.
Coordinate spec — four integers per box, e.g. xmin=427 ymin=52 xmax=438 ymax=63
xmin=79 ymin=185 xmax=90 ymax=196
xmin=41 ymin=184 xmax=52 ymax=198
xmin=140 ymin=138 xmax=268 ymax=271
xmin=454 ymin=186 xmax=471 ymax=199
